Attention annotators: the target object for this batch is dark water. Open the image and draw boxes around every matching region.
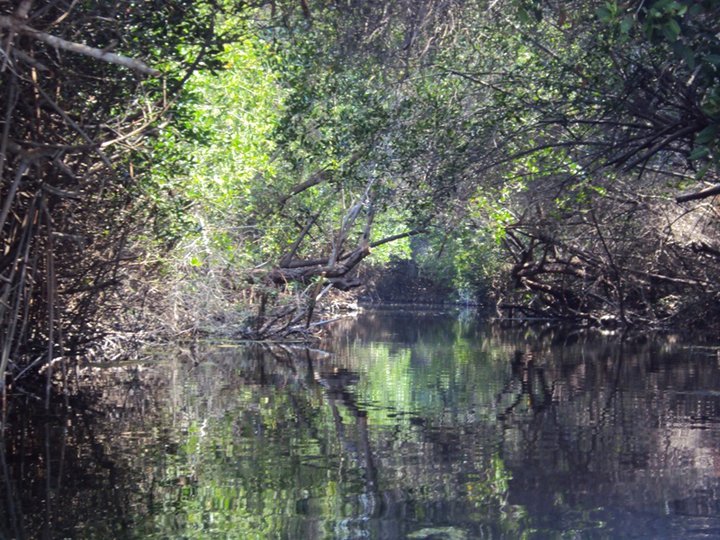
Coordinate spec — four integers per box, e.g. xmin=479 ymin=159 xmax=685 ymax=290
xmin=3 ymin=310 xmax=720 ymax=539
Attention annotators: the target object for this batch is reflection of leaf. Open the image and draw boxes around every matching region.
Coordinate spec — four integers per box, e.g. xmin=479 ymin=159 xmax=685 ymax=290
xmin=407 ymin=526 xmax=468 ymax=540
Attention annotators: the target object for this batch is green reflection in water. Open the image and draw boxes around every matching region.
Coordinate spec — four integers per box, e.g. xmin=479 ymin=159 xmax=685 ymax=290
xmin=5 ymin=311 xmax=720 ymax=539
xmin=130 ymin=316 xmax=526 ymax=539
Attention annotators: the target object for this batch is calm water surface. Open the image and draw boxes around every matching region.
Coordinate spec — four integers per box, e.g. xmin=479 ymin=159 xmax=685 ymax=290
xmin=2 ymin=310 xmax=720 ymax=539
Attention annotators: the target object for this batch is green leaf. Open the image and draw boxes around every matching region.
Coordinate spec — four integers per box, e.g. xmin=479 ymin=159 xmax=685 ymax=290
xmin=695 ymin=161 xmax=712 ymax=180
xmin=596 ymin=6 xmax=612 ymax=21
xmin=662 ymin=19 xmax=681 ymax=41
xmin=696 ymin=125 xmax=718 ymax=146
xmin=620 ymin=15 xmax=634 ymax=34
xmin=688 ymin=145 xmax=710 ymax=160
xmin=516 ymin=7 xmax=533 ymax=24
xmin=673 ymin=41 xmax=695 ymax=69
xmin=651 ymin=0 xmax=672 ymax=11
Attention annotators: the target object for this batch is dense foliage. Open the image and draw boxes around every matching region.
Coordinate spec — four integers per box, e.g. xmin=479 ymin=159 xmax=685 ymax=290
xmin=239 ymin=0 xmax=720 ymax=328
xmin=0 ymin=0 xmax=249 ymax=395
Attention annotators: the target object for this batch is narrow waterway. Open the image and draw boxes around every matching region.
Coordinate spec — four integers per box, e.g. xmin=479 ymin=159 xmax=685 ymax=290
xmin=2 ymin=310 xmax=720 ymax=539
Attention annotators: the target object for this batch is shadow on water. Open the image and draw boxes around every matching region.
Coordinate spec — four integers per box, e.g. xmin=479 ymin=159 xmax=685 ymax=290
xmin=2 ymin=310 xmax=720 ymax=538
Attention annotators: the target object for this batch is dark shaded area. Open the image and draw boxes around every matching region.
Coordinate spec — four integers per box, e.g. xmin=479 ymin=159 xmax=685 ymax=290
xmin=363 ymin=259 xmax=459 ymax=305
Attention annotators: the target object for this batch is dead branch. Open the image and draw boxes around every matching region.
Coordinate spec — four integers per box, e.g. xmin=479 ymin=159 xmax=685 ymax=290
xmin=0 ymin=15 xmax=161 ymax=76
xmin=676 ymin=183 xmax=720 ymax=204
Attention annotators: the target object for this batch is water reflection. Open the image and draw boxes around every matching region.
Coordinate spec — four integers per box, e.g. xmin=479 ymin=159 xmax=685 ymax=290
xmin=2 ymin=311 xmax=720 ymax=539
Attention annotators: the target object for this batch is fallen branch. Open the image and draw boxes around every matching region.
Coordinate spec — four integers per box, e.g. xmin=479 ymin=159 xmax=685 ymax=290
xmin=289 ymin=316 xmax=345 ymax=333
xmin=676 ymin=183 xmax=720 ymax=203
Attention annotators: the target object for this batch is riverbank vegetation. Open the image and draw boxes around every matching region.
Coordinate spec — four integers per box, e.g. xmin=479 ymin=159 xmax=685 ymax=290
xmin=2 ymin=0 xmax=719 ymax=393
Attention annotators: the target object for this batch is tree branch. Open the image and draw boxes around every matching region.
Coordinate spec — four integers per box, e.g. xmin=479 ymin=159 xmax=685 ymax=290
xmin=370 ymin=228 xmax=426 ymax=248
xmin=0 ymin=16 xmax=160 ymax=76
xmin=676 ymin=183 xmax=720 ymax=203
xmin=276 ymin=150 xmax=363 ymax=208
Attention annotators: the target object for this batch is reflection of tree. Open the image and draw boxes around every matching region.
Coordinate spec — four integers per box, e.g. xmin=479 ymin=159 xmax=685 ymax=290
xmin=316 ymin=366 xmax=380 ymax=523
xmin=491 ymin=339 xmax=720 ymax=537
xmin=4 ymin=316 xmax=720 ymax=538
xmin=497 ymin=350 xmax=554 ymax=420
xmin=0 ymin=393 xmax=146 ymax=539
